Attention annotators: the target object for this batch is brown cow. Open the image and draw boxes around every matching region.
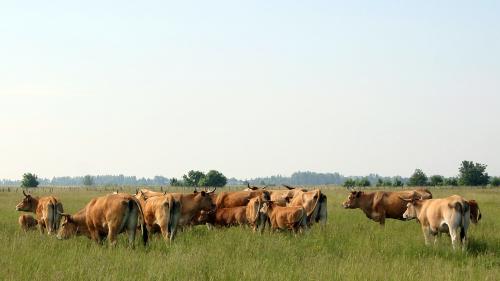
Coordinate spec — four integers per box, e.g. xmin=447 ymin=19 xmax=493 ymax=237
xmin=167 ymin=189 xmax=216 ymax=242
xmin=342 ymin=189 xmax=432 ymax=225
xmin=402 ymin=195 xmax=470 ymax=250
xmin=56 ymin=193 xmax=148 ymax=247
xmin=259 ymin=201 xmax=308 ymax=233
xmin=15 ymin=190 xmax=64 ymax=235
xmin=467 ymin=200 xmax=482 ymax=224
xmin=18 ymin=214 xmax=38 ymax=232
xmin=137 ymin=194 xmax=176 ymax=241
xmin=216 ymin=190 xmax=270 ymax=208
xmin=197 ymin=206 xmax=248 ymax=227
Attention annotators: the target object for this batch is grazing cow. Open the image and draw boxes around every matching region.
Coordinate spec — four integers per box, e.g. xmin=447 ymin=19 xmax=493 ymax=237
xmin=342 ymin=189 xmax=433 ymax=225
xmin=18 ymin=214 xmax=38 ymax=232
xmin=15 ymin=190 xmax=64 ymax=235
xmin=402 ymin=195 xmax=470 ymax=250
xmin=246 ymin=197 xmax=267 ymax=233
xmin=216 ymin=190 xmax=270 ymax=208
xmin=56 ymin=193 xmax=148 ymax=247
xmin=288 ymin=188 xmax=326 ymax=226
xmin=197 ymin=206 xmax=248 ymax=227
xmin=259 ymin=201 xmax=308 ymax=233
xmin=467 ymin=200 xmax=482 ymax=224
xmin=167 ymin=189 xmax=216 ymax=242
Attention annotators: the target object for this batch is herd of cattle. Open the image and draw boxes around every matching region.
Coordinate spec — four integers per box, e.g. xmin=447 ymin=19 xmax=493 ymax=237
xmin=14 ymin=185 xmax=482 ymax=251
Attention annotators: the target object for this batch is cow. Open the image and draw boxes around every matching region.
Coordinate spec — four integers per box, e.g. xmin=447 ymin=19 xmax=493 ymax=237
xmin=288 ymin=188 xmax=327 ymax=226
xmin=246 ymin=196 xmax=267 ymax=233
xmin=342 ymin=189 xmax=433 ymax=225
xmin=15 ymin=190 xmax=64 ymax=235
xmin=18 ymin=214 xmax=38 ymax=232
xmin=216 ymin=190 xmax=270 ymax=208
xmin=467 ymin=200 xmax=482 ymax=224
xmin=259 ymin=201 xmax=308 ymax=233
xmin=196 ymin=206 xmax=248 ymax=227
xmin=167 ymin=188 xmax=216 ymax=242
xmin=139 ymin=193 xmax=176 ymax=241
xmin=402 ymin=195 xmax=470 ymax=251
xmin=136 ymin=188 xmax=165 ymax=199
xmin=56 ymin=193 xmax=148 ymax=247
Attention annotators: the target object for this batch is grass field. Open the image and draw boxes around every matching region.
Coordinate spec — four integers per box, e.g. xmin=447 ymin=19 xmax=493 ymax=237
xmin=0 ymin=186 xmax=498 ymax=281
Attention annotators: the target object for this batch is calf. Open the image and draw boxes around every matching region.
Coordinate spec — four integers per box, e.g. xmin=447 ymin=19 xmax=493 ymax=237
xmin=56 ymin=193 xmax=148 ymax=247
xmin=18 ymin=214 xmax=38 ymax=232
xmin=15 ymin=190 xmax=64 ymax=235
xmin=260 ymin=201 xmax=308 ymax=233
xmin=342 ymin=189 xmax=432 ymax=225
xmin=402 ymin=195 xmax=470 ymax=250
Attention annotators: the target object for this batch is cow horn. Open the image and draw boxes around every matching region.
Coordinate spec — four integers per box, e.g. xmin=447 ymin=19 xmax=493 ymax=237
xmin=247 ymin=182 xmax=251 ymax=188
xmin=208 ymin=187 xmax=216 ymax=194
xmin=263 ymin=186 xmax=267 ymax=190
xmin=23 ymin=190 xmax=28 ymax=197
xmin=135 ymin=188 xmax=139 ymax=195
xmin=163 ymin=191 xmax=167 ymax=195
xmin=283 ymin=184 xmax=294 ymax=190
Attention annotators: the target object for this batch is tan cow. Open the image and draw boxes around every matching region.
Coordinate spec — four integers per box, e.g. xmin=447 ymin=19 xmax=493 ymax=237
xmin=167 ymin=189 xmax=216 ymax=242
xmin=402 ymin=195 xmax=470 ymax=250
xmin=56 ymin=193 xmax=148 ymax=247
xmin=138 ymin=193 xmax=176 ymax=241
xmin=259 ymin=201 xmax=308 ymax=233
xmin=246 ymin=197 xmax=267 ymax=233
xmin=288 ymin=188 xmax=326 ymax=226
xmin=18 ymin=214 xmax=38 ymax=232
xmin=467 ymin=200 xmax=482 ymax=224
xmin=342 ymin=189 xmax=433 ymax=225
xmin=15 ymin=190 xmax=64 ymax=235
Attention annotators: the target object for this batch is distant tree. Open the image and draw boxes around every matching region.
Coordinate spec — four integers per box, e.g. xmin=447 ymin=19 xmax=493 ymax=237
xmin=376 ymin=178 xmax=384 ymax=187
xmin=458 ymin=161 xmax=489 ymax=186
xmin=182 ymin=170 xmax=206 ymax=187
xmin=408 ymin=169 xmax=428 ymax=186
xmin=21 ymin=173 xmax=39 ymax=188
xmin=393 ymin=177 xmax=404 ymax=187
xmin=82 ymin=175 xmax=94 ymax=186
xmin=356 ymin=177 xmax=371 ymax=187
xmin=384 ymin=179 xmax=393 ymax=187
xmin=199 ymin=170 xmax=227 ymax=187
xmin=429 ymin=175 xmax=444 ymax=187
xmin=444 ymin=177 xmax=459 ymax=186
xmin=490 ymin=177 xmax=500 ymax=187
xmin=343 ymin=178 xmax=356 ymax=188
xmin=170 ymin=178 xmax=182 ymax=186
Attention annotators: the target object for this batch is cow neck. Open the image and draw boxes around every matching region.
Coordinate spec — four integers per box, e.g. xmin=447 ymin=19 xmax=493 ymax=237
xmin=180 ymin=193 xmax=201 ymax=214
xmin=359 ymin=192 xmax=376 ymax=215
xmin=29 ymin=197 xmax=40 ymax=213
xmin=72 ymin=208 xmax=90 ymax=238
xmin=412 ymin=201 xmax=425 ymax=221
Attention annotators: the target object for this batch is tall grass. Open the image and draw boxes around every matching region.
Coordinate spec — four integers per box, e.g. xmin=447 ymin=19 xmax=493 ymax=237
xmin=0 ymin=187 xmax=498 ymax=280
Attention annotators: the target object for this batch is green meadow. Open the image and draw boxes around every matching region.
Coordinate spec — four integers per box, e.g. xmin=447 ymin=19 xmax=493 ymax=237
xmin=0 ymin=187 xmax=498 ymax=281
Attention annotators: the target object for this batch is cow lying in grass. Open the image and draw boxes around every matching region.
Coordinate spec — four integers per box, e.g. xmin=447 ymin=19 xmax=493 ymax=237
xmin=18 ymin=214 xmax=38 ymax=232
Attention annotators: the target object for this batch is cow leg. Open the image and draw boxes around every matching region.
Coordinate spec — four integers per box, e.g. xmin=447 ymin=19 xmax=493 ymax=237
xmin=38 ymin=219 xmax=46 ymax=234
xmin=449 ymin=227 xmax=459 ymax=250
xmin=159 ymin=223 xmax=169 ymax=242
xmin=422 ymin=226 xmax=432 ymax=246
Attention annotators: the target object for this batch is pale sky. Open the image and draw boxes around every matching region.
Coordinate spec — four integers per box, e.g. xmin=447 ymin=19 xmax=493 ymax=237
xmin=1 ymin=1 xmax=499 ymax=180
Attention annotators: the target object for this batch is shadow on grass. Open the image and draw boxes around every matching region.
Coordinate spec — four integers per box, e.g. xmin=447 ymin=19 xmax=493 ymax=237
xmin=467 ymin=238 xmax=494 ymax=256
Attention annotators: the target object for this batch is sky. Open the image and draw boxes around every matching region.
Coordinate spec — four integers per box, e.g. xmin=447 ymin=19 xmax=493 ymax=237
xmin=1 ymin=1 xmax=499 ymax=180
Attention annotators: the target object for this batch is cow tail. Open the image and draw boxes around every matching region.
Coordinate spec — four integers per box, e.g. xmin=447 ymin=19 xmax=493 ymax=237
xmin=131 ymin=199 xmax=148 ymax=246
xmin=167 ymin=196 xmax=179 ymax=241
xmin=454 ymin=201 xmax=468 ymax=241
xmin=47 ymin=203 xmax=55 ymax=234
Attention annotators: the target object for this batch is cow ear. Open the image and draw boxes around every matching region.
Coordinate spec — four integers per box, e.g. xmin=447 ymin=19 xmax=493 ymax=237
xmin=356 ymin=191 xmax=362 ymax=198
xmin=200 ymin=191 xmax=206 ymax=196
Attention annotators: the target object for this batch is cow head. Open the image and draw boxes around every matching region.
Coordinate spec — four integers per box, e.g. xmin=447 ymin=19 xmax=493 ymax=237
xmin=301 ymin=190 xmax=321 ymax=217
xmin=468 ymin=200 xmax=482 ymax=224
xmin=401 ymin=197 xmax=422 ymax=220
xmin=193 ymin=188 xmax=217 ymax=211
xmin=57 ymin=213 xmax=78 ymax=240
xmin=342 ymin=191 xmax=363 ymax=209
xmin=16 ymin=190 xmax=37 ymax=212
